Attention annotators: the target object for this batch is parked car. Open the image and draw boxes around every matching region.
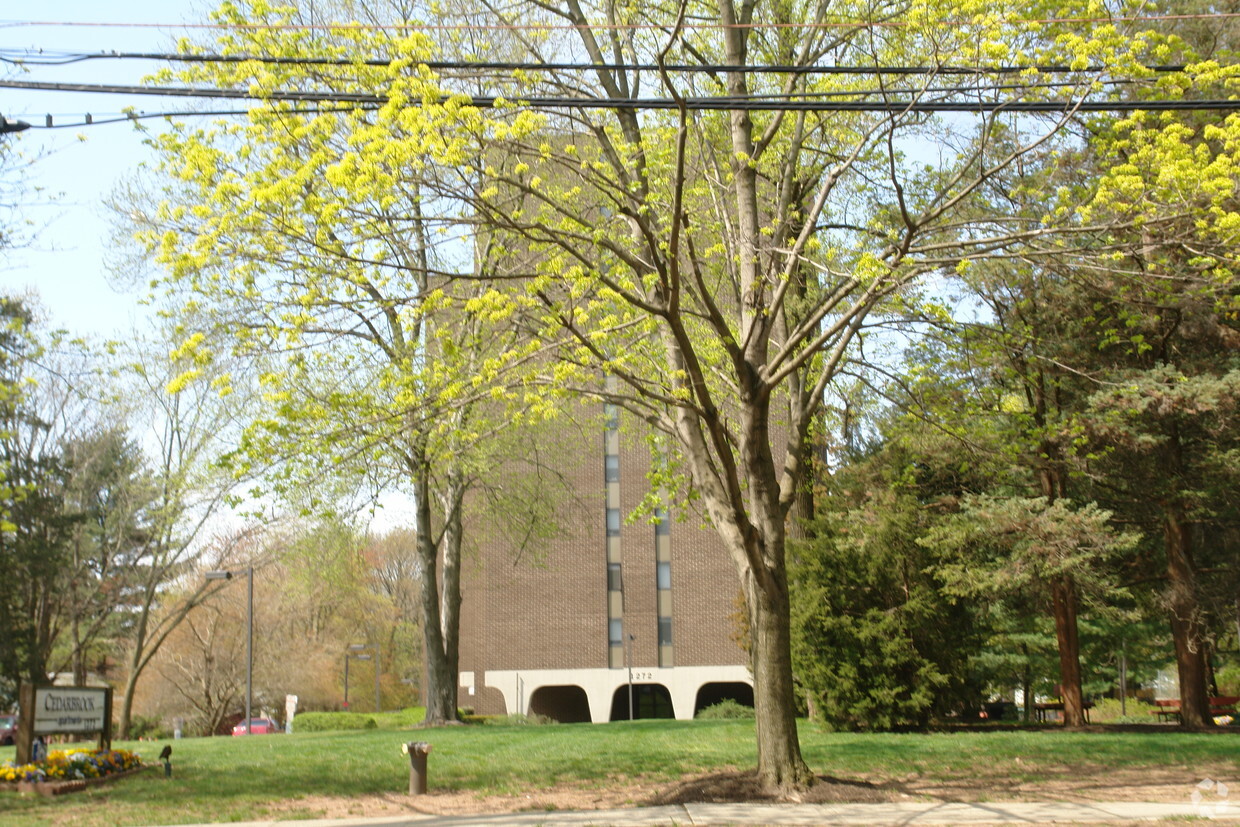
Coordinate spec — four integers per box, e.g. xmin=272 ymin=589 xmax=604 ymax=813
xmin=0 ymin=714 xmax=16 ymax=745
xmin=231 ymin=717 xmax=280 ymax=736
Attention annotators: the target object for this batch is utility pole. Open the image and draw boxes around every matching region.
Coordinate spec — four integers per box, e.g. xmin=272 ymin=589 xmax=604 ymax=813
xmin=0 ymin=116 xmax=31 ymax=134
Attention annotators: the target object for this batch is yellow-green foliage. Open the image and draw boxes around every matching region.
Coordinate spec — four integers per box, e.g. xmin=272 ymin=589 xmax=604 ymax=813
xmin=139 ymin=0 xmax=559 ymax=503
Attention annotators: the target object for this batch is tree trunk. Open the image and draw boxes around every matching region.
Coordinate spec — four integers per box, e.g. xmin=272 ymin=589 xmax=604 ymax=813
xmin=1036 ymin=464 xmax=1087 ymax=725
xmin=31 ymin=579 xmax=53 ymax=685
xmin=1051 ymin=576 xmax=1086 ymax=727
xmin=1163 ymin=504 xmax=1212 ymax=728
xmin=439 ymin=480 xmax=464 ymax=707
xmin=414 ymin=454 xmax=461 ymax=725
xmin=1021 ymin=648 xmax=1033 ymax=723
xmin=417 ymin=537 xmax=456 ymax=724
xmin=747 ymin=562 xmax=813 ymax=792
xmin=117 ymin=607 xmax=151 ymax=739
xmin=118 ymin=668 xmax=140 ymax=740
xmin=71 ymin=605 xmax=85 ymax=685
xmin=71 ymin=534 xmax=86 ymax=685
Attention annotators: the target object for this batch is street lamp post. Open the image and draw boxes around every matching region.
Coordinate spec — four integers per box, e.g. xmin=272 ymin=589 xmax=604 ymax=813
xmin=206 ymin=567 xmax=253 ymax=734
xmin=347 ymin=643 xmax=381 ymax=713
xmin=344 ymin=651 xmax=370 ymax=709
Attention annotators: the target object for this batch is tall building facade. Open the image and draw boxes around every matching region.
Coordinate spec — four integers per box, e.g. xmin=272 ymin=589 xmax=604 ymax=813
xmin=456 ymin=397 xmax=753 ymax=722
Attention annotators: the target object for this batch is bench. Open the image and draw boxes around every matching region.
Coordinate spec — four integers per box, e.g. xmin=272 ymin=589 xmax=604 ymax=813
xmin=1211 ymin=696 xmax=1238 ymax=716
xmin=1150 ymin=696 xmax=1239 ymax=722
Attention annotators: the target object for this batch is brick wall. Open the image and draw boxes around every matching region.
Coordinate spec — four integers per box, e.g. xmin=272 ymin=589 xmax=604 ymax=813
xmin=457 ymin=402 xmax=747 ymax=704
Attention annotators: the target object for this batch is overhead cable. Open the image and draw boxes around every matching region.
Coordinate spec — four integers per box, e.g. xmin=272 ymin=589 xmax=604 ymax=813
xmin=0 ymin=49 xmax=1195 ymax=76
xmin=2 ymin=77 xmax=1234 ymax=113
xmin=15 ymin=80 xmax=1128 ymax=127
xmin=32 ymin=106 xmax=378 ymax=128
xmin=7 ymin=11 xmax=1240 ymax=31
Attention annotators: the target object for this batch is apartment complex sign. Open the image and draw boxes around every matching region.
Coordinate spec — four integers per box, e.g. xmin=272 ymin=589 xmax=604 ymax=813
xmin=33 ymin=687 xmax=109 ymax=733
xmin=15 ymin=684 xmax=113 ymax=763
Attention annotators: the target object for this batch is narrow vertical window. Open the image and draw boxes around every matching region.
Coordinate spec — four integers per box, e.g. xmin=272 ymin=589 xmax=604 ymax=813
xmin=658 ymin=617 xmax=673 ymax=646
xmin=654 ymin=506 xmax=670 ymax=536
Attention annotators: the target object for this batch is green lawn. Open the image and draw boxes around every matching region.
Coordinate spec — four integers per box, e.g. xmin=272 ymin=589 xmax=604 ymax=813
xmin=1 ymin=720 xmax=1237 ymax=826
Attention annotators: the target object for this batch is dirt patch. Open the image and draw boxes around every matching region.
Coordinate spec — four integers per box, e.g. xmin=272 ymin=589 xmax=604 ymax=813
xmin=898 ymin=764 xmax=1239 ymax=804
xmin=259 ymin=763 xmax=1237 ymax=821
xmin=645 ymin=769 xmax=890 ymax=805
xmin=263 ymin=777 xmax=660 ymax=820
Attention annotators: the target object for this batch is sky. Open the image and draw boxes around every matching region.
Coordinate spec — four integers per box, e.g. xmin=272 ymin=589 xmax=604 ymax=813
xmin=2 ymin=2 xmax=419 ymax=530
xmin=2 ymin=0 xmax=207 ymax=337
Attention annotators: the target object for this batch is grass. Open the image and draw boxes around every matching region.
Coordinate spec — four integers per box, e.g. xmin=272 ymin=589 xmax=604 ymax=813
xmin=0 ymin=720 xmax=1236 ymax=826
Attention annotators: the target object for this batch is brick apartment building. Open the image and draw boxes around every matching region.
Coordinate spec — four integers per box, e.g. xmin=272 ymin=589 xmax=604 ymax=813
xmin=456 ymin=396 xmax=754 ymax=722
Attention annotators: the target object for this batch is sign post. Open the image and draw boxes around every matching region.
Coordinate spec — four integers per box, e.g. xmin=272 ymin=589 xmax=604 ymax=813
xmin=15 ymin=685 xmax=113 ymax=764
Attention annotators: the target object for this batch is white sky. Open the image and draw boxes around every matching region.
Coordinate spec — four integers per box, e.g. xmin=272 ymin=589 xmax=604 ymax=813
xmin=1 ymin=2 xmax=420 ymax=532
xmin=1 ymin=1 xmax=209 ymax=337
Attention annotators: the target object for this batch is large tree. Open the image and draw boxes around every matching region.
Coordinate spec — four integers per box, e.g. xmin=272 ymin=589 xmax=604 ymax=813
xmin=445 ymin=0 xmax=1164 ymax=789
xmin=137 ymin=1 xmax=568 ymax=725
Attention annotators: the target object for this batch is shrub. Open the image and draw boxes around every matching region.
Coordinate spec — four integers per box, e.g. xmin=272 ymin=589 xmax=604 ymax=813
xmin=484 ymin=713 xmax=555 ymax=726
xmin=380 ymin=707 xmax=426 ymax=728
xmin=294 ymin=712 xmax=378 ymax=732
xmin=1089 ymin=697 xmax=1154 ymax=724
xmin=127 ymin=715 xmax=170 ymax=740
xmin=1216 ymin=663 xmax=1240 ymax=697
xmin=696 ymin=699 xmax=755 ymax=720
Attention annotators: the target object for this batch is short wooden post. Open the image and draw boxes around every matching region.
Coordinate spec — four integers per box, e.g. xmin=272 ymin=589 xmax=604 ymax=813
xmin=402 ymin=741 xmax=432 ymax=795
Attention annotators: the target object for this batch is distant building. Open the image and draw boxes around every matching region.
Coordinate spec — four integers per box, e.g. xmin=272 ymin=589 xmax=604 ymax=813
xmin=456 ymin=398 xmax=753 ymax=722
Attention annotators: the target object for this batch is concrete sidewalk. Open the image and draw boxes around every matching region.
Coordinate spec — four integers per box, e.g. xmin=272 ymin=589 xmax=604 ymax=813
xmin=166 ymin=800 xmax=1240 ymax=826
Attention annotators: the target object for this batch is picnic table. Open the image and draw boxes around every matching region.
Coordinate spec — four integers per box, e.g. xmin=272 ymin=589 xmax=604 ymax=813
xmin=1033 ymin=701 xmax=1093 ymax=724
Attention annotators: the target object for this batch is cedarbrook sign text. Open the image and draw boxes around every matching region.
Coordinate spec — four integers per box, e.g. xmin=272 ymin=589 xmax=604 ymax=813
xmin=33 ymin=688 xmax=108 ymax=734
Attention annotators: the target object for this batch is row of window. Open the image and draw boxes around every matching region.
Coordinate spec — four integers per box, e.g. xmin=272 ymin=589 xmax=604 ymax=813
xmin=608 ymin=617 xmax=673 ymax=646
xmin=605 ymin=397 xmax=674 ymax=665
xmin=607 ymin=560 xmax=671 ymax=591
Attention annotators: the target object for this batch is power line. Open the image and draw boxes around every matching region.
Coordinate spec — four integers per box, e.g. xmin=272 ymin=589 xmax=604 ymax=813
xmin=31 ymin=106 xmax=378 ymax=129
xmin=11 ymin=79 xmax=1140 ymax=128
xmin=7 ymin=12 xmax=1240 ymax=31
xmin=3 ymin=77 xmax=1235 ymax=114
xmin=0 ymin=49 xmax=1196 ymax=76
xmin=1 ymin=78 xmax=379 ymax=103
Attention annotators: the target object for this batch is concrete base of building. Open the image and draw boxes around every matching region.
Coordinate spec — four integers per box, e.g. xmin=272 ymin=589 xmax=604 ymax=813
xmin=459 ymin=665 xmax=753 ymax=723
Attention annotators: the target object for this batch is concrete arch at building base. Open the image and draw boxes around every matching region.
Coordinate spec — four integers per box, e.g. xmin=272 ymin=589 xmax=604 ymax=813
xmin=609 ymin=683 xmax=674 ymax=721
xmin=694 ymin=681 xmax=755 ymax=716
xmin=480 ymin=665 xmax=752 ymax=723
xmin=529 ymin=685 xmax=592 ymax=723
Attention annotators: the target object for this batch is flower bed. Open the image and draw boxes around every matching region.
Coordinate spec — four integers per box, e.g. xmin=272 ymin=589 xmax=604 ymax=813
xmin=1 ymin=748 xmax=144 ymax=787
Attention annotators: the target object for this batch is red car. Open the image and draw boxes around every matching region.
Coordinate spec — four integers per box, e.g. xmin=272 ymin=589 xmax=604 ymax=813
xmin=231 ymin=717 xmax=280 ymax=735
